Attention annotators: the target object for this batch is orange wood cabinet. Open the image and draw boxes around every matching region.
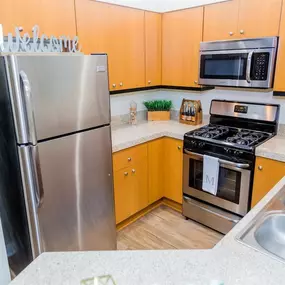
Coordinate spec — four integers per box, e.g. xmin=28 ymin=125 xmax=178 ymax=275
xmin=203 ymin=0 xmax=240 ymax=41
xmin=75 ymin=0 xmax=145 ymax=91
xmin=145 ymin=12 xmax=162 ymax=86
xmin=274 ymin=0 xmax=285 ymax=92
xmin=148 ymin=138 xmax=164 ymax=204
xmin=251 ymin=157 xmax=285 ymax=208
xmin=0 ymin=0 xmax=76 ymax=37
xmin=203 ymin=0 xmax=282 ymax=41
xmin=163 ymin=138 xmax=183 ymax=204
xmin=162 ymin=7 xmax=203 ymax=87
xmin=113 ymin=144 xmax=148 ymax=224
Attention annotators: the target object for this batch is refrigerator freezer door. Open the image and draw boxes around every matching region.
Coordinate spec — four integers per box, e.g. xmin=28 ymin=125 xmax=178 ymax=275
xmin=7 ymin=54 xmax=110 ymax=143
xmin=36 ymin=125 xmax=116 ymax=252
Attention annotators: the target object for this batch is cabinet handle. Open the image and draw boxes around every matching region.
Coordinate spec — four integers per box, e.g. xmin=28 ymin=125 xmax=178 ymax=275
xmin=240 ymin=30 xmax=244 ymax=35
xmin=124 ymin=172 xmax=128 ymax=176
xmin=229 ymin=31 xmax=234 ymax=36
xmin=148 ymin=80 xmax=151 ymax=84
xmin=258 ymin=165 xmax=263 ymax=171
xmin=178 ymin=146 xmax=181 ymax=150
xmin=128 ymin=157 xmax=132 ymax=162
xmin=194 ymin=80 xmax=198 ymax=84
xmin=112 ymin=84 xmax=116 ymax=88
xmin=132 ymin=169 xmax=136 ymax=174
xmin=119 ymin=82 xmax=123 ymax=87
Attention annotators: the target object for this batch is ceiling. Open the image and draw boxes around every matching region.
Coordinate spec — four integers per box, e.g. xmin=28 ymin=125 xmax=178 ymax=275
xmin=97 ymin=0 xmax=229 ymax=12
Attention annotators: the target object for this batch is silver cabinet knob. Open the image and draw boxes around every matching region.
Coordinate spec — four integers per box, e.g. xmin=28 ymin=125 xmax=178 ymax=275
xmin=148 ymin=80 xmax=151 ymax=84
xmin=229 ymin=31 xmax=234 ymax=36
xmin=128 ymin=157 xmax=132 ymax=162
xmin=240 ymin=30 xmax=244 ymax=35
xmin=112 ymin=84 xmax=116 ymax=88
xmin=132 ymin=169 xmax=136 ymax=174
xmin=18 ymin=26 xmax=24 ymax=32
xmin=119 ymin=82 xmax=123 ymax=87
xmin=194 ymin=80 xmax=198 ymax=84
xmin=258 ymin=165 xmax=263 ymax=171
xmin=178 ymin=146 xmax=181 ymax=150
xmin=124 ymin=172 xmax=128 ymax=176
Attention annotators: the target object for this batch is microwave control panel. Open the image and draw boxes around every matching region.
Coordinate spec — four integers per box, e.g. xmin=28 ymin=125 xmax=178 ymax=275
xmin=251 ymin=52 xmax=270 ymax=81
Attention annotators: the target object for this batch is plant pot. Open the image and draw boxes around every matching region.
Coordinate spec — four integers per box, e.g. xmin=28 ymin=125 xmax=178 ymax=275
xmin=147 ymin=111 xmax=170 ymax=121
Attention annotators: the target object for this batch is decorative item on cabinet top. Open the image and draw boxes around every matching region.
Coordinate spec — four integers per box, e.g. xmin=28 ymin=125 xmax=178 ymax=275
xmin=143 ymin=100 xmax=172 ymax=121
xmin=0 ymin=24 xmax=81 ymax=53
xmin=179 ymin=99 xmax=202 ymax=125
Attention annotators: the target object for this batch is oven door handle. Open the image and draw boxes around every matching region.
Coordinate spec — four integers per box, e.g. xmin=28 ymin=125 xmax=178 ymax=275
xmin=246 ymin=51 xmax=254 ymax=83
xmin=184 ymin=150 xmax=250 ymax=169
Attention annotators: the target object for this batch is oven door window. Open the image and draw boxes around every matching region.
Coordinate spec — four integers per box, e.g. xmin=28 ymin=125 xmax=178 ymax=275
xmin=200 ymin=53 xmax=248 ymax=80
xmin=189 ymin=159 xmax=241 ymax=204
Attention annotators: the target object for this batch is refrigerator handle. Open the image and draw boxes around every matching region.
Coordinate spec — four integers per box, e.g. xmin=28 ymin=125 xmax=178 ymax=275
xmin=19 ymin=70 xmax=37 ymax=145
xmin=18 ymin=146 xmax=43 ymax=258
xmin=32 ymin=146 xmax=44 ymax=208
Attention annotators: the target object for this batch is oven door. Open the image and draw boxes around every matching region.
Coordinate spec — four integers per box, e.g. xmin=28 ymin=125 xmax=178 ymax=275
xmin=198 ymin=49 xmax=274 ymax=88
xmin=183 ymin=151 xmax=251 ymax=216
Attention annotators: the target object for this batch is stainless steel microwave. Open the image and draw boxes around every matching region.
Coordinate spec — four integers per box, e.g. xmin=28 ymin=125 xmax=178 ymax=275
xmin=198 ymin=37 xmax=278 ymax=89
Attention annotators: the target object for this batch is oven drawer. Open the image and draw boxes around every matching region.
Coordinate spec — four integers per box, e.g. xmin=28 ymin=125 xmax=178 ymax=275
xmin=183 ymin=196 xmax=241 ymax=234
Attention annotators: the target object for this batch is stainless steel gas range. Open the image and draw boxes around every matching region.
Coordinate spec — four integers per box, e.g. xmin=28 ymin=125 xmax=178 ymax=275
xmin=182 ymin=100 xmax=280 ymax=234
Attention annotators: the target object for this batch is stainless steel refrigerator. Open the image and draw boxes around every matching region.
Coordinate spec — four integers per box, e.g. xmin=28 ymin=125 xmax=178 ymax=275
xmin=0 ymin=54 xmax=116 ymax=274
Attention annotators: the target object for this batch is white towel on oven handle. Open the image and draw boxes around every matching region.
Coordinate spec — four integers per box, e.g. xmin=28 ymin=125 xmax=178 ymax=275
xmin=202 ymin=155 xmax=220 ymax=195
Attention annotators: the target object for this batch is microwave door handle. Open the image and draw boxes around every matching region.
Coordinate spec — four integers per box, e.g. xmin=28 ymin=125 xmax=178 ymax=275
xmin=19 ymin=70 xmax=37 ymax=145
xmin=184 ymin=150 xmax=250 ymax=169
xmin=246 ymin=51 xmax=254 ymax=83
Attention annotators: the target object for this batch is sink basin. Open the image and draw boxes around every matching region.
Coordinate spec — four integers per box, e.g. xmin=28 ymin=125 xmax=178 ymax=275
xmin=254 ymin=214 xmax=285 ymax=260
xmin=236 ymin=186 xmax=285 ymax=263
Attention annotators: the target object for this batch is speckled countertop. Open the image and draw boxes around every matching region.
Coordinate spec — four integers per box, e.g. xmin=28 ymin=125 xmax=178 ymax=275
xmin=9 ymin=178 xmax=285 ymax=285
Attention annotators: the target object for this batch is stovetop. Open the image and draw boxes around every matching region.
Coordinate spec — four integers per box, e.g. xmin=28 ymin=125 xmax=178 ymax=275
xmin=185 ymin=124 xmax=273 ymax=151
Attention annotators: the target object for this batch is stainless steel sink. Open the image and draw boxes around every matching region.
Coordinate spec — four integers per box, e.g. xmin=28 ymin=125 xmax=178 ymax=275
xmin=236 ymin=186 xmax=285 ymax=263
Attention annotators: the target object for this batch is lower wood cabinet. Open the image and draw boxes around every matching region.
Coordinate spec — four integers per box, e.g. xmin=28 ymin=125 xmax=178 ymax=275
xmin=163 ymin=138 xmax=183 ymax=204
xmin=251 ymin=157 xmax=285 ymax=208
xmin=113 ymin=138 xmax=183 ymax=224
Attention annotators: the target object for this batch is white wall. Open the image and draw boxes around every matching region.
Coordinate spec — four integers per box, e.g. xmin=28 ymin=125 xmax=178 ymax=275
xmin=97 ymin=0 xmax=229 ymax=12
xmin=110 ymin=89 xmax=285 ymax=123
xmin=0 ymin=219 xmax=10 ymax=285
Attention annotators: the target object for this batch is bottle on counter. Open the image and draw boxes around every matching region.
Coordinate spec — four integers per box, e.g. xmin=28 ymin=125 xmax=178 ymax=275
xmin=181 ymin=102 xmax=187 ymax=120
xmin=186 ymin=102 xmax=192 ymax=121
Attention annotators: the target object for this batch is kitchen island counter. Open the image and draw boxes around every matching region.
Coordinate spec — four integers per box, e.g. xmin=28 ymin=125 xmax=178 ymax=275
xmin=10 ymin=177 xmax=285 ymax=285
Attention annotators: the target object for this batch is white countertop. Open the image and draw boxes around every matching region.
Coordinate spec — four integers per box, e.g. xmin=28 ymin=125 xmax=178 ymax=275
xmin=111 ymin=120 xmax=206 ymax=152
xmin=256 ymin=135 xmax=285 ymax=163
xmin=9 ymin=178 xmax=285 ymax=285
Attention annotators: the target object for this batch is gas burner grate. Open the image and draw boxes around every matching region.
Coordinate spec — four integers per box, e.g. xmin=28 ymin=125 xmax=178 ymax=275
xmin=193 ymin=125 xmax=229 ymax=139
xmin=226 ymin=131 xmax=265 ymax=147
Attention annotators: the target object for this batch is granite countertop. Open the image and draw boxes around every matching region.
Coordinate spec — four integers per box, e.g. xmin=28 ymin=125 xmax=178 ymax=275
xmin=10 ymin=178 xmax=285 ymax=285
xmin=111 ymin=120 xmax=206 ymax=152
xmin=256 ymin=135 xmax=285 ymax=163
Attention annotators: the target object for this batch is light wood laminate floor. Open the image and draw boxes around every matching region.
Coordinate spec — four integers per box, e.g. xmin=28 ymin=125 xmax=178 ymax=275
xmin=117 ymin=205 xmax=223 ymax=250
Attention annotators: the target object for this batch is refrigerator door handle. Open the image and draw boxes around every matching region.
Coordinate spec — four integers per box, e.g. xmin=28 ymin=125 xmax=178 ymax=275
xmin=32 ymin=146 xmax=44 ymax=208
xmin=18 ymin=146 xmax=43 ymax=258
xmin=19 ymin=70 xmax=37 ymax=145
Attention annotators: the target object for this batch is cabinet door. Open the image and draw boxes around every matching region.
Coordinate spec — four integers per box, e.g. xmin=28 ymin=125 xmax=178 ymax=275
xmin=76 ymin=1 xmax=145 ymax=91
xmin=251 ymin=157 xmax=285 ymax=208
xmin=114 ymin=167 xmax=133 ymax=224
xmin=148 ymin=139 xmax=164 ymax=204
xmin=274 ymin=1 xmax=285 ymax=92
xmin=132 ymin=159 xmax=149 ymax=214
xmin=145 ymin=12 xmax=162 ymax=86
xmin=238 ymin=0 xmax=282 ymax=38
xmin=203 ymin=0 xmax=239 ymax=41
xmin=162 ymin=7 xmax=203 ymax=87
xmin=164 ymin=138 xmax=183 ymax=204
xmin=0 ymin=0 xmax=76 ymax=37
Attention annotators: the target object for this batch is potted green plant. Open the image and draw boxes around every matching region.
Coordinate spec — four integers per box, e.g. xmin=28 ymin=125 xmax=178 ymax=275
xmin=143 ymin=100 xmax=172 ymax=121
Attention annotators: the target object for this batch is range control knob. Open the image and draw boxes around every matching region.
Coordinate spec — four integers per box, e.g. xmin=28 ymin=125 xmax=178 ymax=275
xmin=191 ymin=140 xmax=197 ymax=147
xmin=224 ymin=148 xmax=231 ymax=154
xmin=198 ymin=142 xmax=205 ymax=148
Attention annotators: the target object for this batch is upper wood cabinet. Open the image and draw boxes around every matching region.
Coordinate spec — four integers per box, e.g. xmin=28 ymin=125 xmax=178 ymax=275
xmin=203 ymin=0 xmax=282 ymax=41
xmin=204 ymin=0 xmax=240 ymax=41
xmin=251 ymin=157 xmax=285 ymax=208
xmin=162 ymin=7 xmax=203 ymax=87
xmin=0 ymin=0 xmax=76 ymax=37
xmin=76 ymin=1 xmax=145 ymax=91
xmin=145 ymin=12 xmax=162 ymax=86
xmin=238 ymin=0 xmax=282 ymax=39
